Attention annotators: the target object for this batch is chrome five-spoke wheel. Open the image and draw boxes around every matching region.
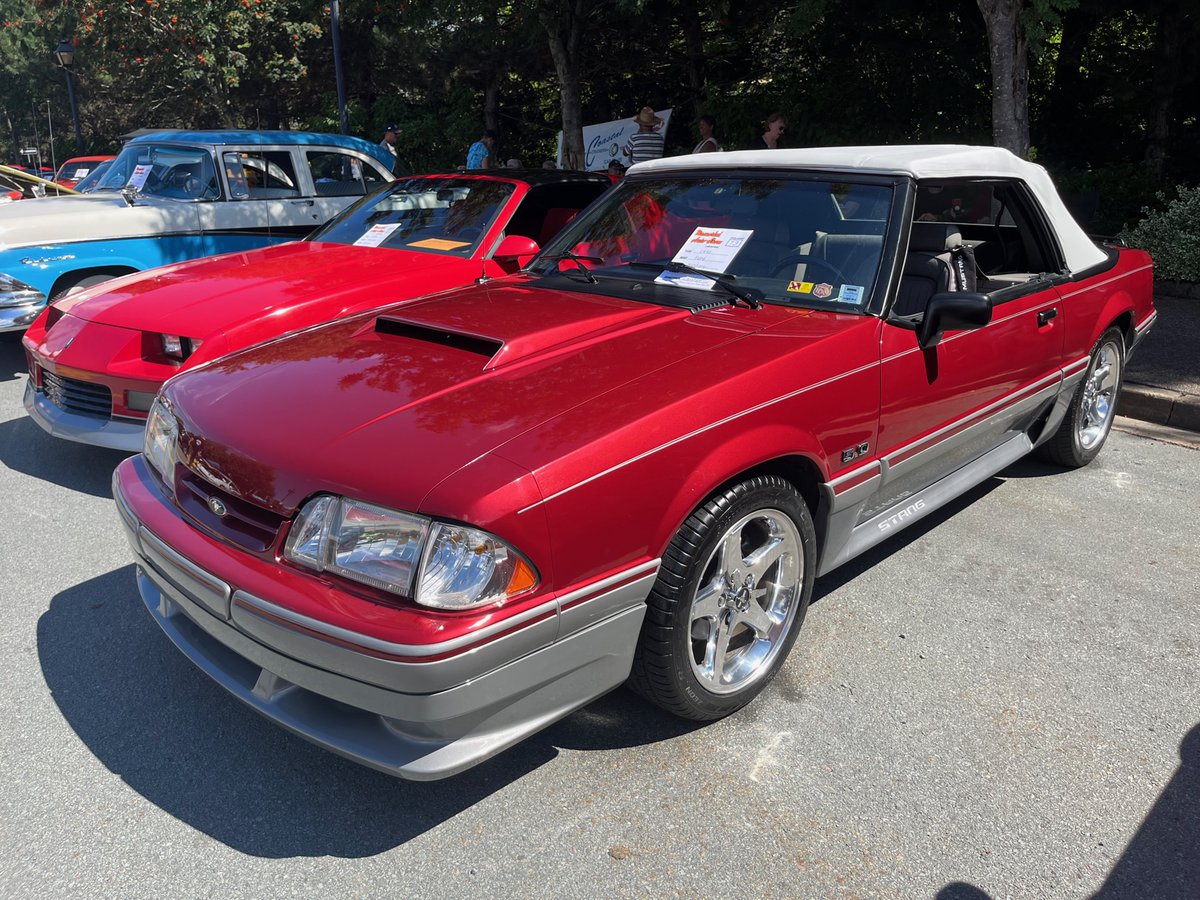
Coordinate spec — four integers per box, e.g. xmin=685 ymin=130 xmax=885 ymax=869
xmin=1041 ymin=325 xmax=1126 ymax=468
xmin=630 ymin=475 xmax=816 ymax=720
xmin=688 ymin=508 xmax=803 ymax=694
xmin=1078 ymin=336 xmax=1122 ymax=451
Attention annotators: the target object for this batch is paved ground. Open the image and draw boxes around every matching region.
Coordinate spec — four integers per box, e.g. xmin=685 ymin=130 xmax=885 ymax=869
xmin=1 ymin=331 xmax=1197 ymax=899
xmin=1121 ymin=293 xmax=1200 ymax=432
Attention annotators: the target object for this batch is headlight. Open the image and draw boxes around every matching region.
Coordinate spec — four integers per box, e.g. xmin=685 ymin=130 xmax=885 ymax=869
xmin=0 ymin=272 xmax=45 ymax=308
xmin=143 ymin=398 xmax=178 ymax=490
xmin=284 ymin=495 xmax=539 ymax=610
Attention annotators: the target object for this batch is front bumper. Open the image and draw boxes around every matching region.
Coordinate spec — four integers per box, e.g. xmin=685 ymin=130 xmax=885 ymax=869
xmin=24 ymin=380 xmax=146 ymax=452
xmin=0 ymin=290 xmax=47 ymax=332
xmin=112 ymin=457 xmax=655 ymax=780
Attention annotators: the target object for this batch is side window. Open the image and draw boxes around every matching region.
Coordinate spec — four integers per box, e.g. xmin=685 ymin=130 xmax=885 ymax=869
xmin=223 ymin=150 xmax=300 ymax=200
xmin=907 ymin=180 xmax=1060 ymax=297
xmin=306 ymin=150 xmax=379 ymax=198
xmin=503 ymin=183 xmax=609 ymax=247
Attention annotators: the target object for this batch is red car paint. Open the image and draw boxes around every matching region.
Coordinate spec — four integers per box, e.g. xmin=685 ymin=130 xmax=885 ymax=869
xmin=24 ymin=172 xmax=610 ymax=433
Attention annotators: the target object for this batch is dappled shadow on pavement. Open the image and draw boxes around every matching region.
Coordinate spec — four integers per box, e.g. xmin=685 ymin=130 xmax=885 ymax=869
xmin=38 ymin=567 xmax=706 ymax=858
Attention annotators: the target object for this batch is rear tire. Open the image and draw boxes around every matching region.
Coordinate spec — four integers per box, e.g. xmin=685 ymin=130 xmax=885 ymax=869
xmin=1041 ymin=326 xmax=1125 ymax=468
xmin=629 ymin=475 xmax=816 ymax=721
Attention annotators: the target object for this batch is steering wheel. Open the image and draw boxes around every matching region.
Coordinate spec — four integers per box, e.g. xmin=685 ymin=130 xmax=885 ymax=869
xmin=769 ymin=254 xmax=850 ymax=286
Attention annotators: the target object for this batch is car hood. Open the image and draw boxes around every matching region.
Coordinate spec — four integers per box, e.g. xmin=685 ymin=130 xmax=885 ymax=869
xmin=52 ymin=242 xmax=474 ymax=341
xmin=165 ymin=282 xmax=767 ymax=517
xmin=0 ymin=193 xmax=201 ymax=248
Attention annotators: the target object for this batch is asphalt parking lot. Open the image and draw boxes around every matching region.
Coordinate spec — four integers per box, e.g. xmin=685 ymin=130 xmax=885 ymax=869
xmin=1 ymin=330 xmax=1196 ymax=899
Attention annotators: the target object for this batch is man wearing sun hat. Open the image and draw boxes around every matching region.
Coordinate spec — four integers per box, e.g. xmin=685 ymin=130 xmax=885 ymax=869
xmin=622 ymin=106 xmax=665 ymax=165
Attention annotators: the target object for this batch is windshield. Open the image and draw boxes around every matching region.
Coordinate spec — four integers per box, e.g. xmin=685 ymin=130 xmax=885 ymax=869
xmin=57 ymin=159 xmax=106 ymax=182
xmin=527 ymin=175 xmax=894 ymax=310
xmin=310 ymin=177 xmax=515 ymax=256
xmin=73 ymin=161 xmax=113 ymax=193
xmin=92 ymin=143 xmax=220 ymax=200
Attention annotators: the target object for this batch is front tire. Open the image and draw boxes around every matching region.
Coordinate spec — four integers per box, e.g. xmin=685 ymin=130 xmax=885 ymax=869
xmin=1041 ymin=326 xmax=1125 ymax=468
xmin=630 ymin=475 xmax=816 ymax=721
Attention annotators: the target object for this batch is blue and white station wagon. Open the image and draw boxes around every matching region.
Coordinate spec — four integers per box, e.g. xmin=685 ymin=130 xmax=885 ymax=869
xmin=0 ymin=130 xmax=395 ymax=331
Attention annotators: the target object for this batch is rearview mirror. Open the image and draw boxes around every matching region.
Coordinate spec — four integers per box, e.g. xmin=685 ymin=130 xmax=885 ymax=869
xmin=918 ymin=291 xmax=991 ymax=349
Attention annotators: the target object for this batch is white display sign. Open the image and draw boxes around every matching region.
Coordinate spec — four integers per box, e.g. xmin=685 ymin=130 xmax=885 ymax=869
xmin=126 ymin=164 xmax=152 ymax=191
xmin=654 ymin=227 xmax=754 ymax=290
xmin=352 ymin=223 xmax=401 ymax=248
xmin=556 ymin=108 xmax=673 ymax=171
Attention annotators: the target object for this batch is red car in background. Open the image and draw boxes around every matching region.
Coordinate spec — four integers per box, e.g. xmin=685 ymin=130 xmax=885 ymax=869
xmin=54 ymin=155 xmax=116 ymax=189
xmin=23 ymin=169 xmax=611 ymax=450
xmin=111 ymin=146 xmax=1154 ymax=779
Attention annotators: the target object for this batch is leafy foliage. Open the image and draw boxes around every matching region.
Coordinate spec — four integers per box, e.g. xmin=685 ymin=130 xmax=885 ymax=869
xmin=1123 ymin=186 xmax=1200 ymax=282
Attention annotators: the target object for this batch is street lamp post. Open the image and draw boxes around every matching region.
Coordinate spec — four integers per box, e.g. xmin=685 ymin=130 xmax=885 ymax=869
xmin=54 ymin=38 xmax=83 ymax=154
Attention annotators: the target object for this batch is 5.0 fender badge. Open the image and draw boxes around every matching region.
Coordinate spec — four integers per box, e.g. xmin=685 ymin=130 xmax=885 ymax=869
xmin=207 ymin=497 xmax=228 ymax=517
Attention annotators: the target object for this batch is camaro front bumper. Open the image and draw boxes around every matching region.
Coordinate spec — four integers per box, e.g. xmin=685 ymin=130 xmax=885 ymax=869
xmin=24 ymin=380 xmax=146 ymax=452
xmin=112 ymin=456 xmax=656 ymax=780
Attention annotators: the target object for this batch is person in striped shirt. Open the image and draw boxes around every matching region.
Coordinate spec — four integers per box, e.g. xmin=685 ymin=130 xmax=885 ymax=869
xmin=622 ymin=107 xmax=665 ymax=165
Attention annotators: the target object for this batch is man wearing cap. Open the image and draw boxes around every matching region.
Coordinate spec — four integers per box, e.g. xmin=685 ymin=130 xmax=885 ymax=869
xmin=379 ymin=123 xmax=399 ymax=161
xmin=466 ymin=129 xmax=497 ymax=169
xmin=622 ymin=107 xmax=665 ymax=165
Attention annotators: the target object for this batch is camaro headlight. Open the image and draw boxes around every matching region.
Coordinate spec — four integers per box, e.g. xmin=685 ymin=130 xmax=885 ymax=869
xmin=284 ymin=494 xmax=539 ymax=610
xmin=143 ymin=398 xmax=178 ymax=491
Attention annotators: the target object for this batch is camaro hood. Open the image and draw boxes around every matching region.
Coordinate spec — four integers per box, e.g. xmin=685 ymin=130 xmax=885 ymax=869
xmin=164 ymin=282 xmax=766 ymax=516
xmin=51 ymin=242 xmax=470 ymax=339
xmin=0 ymin=193 xmax=201 ymax=248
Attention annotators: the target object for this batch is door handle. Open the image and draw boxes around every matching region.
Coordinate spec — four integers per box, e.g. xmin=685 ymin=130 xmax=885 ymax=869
xmin=1037 ymin=307 xmax=1059 ymax=326
xmin=290 ymin=199 xmax=315 ymax=207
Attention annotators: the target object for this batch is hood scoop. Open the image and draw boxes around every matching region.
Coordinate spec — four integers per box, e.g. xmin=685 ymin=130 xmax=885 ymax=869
xmin=375 ymin=316 xmax=503 ymax=360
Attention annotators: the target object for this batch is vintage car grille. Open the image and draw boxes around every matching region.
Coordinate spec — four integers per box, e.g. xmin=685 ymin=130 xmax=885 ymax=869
xmin=175 ymin=468 xmax=286 ymax=554
xmin=41 ymin=369 xmax=113 ymax=420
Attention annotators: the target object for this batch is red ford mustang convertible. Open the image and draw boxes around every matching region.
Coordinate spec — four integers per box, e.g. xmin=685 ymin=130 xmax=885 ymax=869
xmin=112 ymin=146 xmax=1155 ymax=779
xmin=23 ymin=170 xmax=610 ymax=450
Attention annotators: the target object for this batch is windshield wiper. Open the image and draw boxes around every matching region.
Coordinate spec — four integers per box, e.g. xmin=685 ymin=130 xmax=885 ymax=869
xmin=551 ymin=250 xmax=603 ymax=284
xmin=663 ymin=261 xmax=763 ymax=309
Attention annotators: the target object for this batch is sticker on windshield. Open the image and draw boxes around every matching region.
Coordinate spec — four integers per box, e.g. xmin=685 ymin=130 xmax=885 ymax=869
xmin=837 ymin=284 xmax=865 ymax=303
xmin=74 ymin=168 xmax=90 ymax=178
xmin=126 ymin=164 xmax=152 ymax=191
xmin=812 ymin=282 xmax=833 ymax=299
xmin=787 ymin=281 xmax=814 ymax=294
xmin=655 ymin=227 xmax=754 ymax=290
xmin=408 ymin=238 xmax=471 ymax=251
xmin=353 ymin=223 xmax=402 ymax=247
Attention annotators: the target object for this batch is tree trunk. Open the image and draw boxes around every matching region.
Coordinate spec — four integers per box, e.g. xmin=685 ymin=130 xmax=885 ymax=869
xmin=538 ymin=0 xmax=591 ymax=169
xmin=681 ymin=3 xmax=706 ymax=118
xmin=1143 ymin=1 xmax=1187 ymax=181
xmin=976 ymin=0 xmax=1029 ymax=157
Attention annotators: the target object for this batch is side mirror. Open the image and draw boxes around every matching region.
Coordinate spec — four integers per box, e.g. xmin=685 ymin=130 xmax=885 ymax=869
xmin=493 ymin=234 xmax=540 ymax=261
xmin=918 ymin=291 xmax=991 ymax=349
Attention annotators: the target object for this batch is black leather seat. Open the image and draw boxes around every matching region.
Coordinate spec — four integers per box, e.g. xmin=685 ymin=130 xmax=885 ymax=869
xmin=894 ymin=222 xmax=963 ymax=316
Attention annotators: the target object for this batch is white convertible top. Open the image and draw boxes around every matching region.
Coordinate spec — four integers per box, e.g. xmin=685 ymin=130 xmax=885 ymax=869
xmin=632 ymin=145 xmax=1107 ymax=274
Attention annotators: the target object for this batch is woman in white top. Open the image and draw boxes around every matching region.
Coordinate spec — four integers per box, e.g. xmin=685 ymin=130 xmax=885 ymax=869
xmin=693 ymin=115 xmax=721 ymax=153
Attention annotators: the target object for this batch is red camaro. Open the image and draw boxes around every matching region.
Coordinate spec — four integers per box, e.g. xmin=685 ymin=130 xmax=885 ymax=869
xmin=112 ymin=146 xmax=1155 ymax=779
xmin=23 ymin=170 xmax=611 ymax=450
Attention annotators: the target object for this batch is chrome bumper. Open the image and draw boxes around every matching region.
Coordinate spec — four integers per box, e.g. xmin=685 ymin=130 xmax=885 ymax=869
xmin=0 ymin=290 xmax=47 ymax=332
xmin=24 ymin=381 xmax=146 ymax=452
xmin=113 ymin=460 xmax=654 ymax=780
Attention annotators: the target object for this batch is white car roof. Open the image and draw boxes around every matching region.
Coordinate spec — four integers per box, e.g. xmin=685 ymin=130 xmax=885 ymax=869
xmin=632 ymin=145 xmax=1107 ymax=274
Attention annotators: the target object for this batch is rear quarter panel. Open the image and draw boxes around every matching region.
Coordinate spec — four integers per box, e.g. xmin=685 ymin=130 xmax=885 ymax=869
xmin=1057 ymin=248 xmax=1154 ymax=361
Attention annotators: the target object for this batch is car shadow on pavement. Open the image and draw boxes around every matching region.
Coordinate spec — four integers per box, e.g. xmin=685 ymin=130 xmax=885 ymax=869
xmin=0 ymin=331 xmax=26 ymax=383
xmin=811 ymin=476 xmax=1005 ymax=604
xmin=38 ymin=566 xmax=559 ymax=859
xmin=0 ymin=413 xmax=131 ymax=498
